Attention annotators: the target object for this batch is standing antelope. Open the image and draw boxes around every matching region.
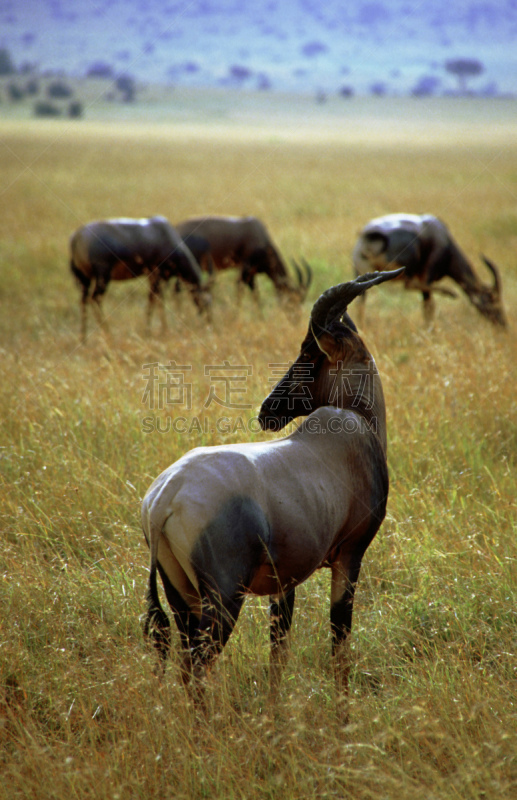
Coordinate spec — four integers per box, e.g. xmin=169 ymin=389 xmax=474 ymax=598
xmin=141 ymin=268 xmax=403 ymax=704
xmin=175 ymin=215 xmax=311 ymax=304
xmin=70 ymin=216 xmax=210 ymax=342
xmin=353 ymin=213 xmax=506 ymax=327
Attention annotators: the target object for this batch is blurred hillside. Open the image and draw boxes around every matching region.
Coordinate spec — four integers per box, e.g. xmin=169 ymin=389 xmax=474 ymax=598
xmin=1 ymin=0 xmax=516 ymax=96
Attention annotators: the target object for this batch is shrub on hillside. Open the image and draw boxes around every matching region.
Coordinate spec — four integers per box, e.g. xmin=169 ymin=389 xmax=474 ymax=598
xmin=19 ymin=61 xmax=38 ymax=75
xmin=34 ymin=100 xmax=61 ymax=117
xmin=7 ymin=83 xmax=24 ymax=101
xmin=68 ymin=101 xmax=83 ymax=118
xmin=86 ymin=62 xmax=114 ymax=79
xmin=411 ymin=75 xmax=441 ymax=97
xmin=370 ymin=81 xmax=388 ymax=96
xmin=257 ymin=72 xmax=272 ymax=90
xmin=25 ymin=77 xmax=40 ymax=95
xmin=116 ymin=74 xmax=136 ymax=101
xmin=301 ymin=41 xmax=328 ymax=58
xmin=229 ymin=65 xmax=252 ymax=82
xmin=47 ymin=80 xmax=73 ymax=99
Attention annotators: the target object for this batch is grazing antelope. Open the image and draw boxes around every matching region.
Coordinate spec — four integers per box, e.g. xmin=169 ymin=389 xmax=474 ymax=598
xmin=176 ymin=215 xmax=312 ymax=304
xmin=70 ymin=216 xmax=210 ymax=342
xmin=141 ymin=267 xmax=403 ymax=704
xmin=353 ymin=213 xmax=506 ymax=327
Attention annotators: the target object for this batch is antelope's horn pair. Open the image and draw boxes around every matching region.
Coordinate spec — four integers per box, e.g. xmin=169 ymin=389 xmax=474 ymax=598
xmin=311 ymin=268 xmax=406 ymax=332
xmin=481 ymin=255 xmax=502 ymax=296
xmin=291 ymin=258 xmax=313 ymax=292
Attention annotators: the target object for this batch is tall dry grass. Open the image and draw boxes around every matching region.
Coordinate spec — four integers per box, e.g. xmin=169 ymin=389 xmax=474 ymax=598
xmin=1 ymin=94 xmax=516 ymax=799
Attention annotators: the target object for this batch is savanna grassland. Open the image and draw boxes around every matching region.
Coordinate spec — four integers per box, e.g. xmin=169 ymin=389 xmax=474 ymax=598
xmin=1 ymin=91 xmax=516 ymax=799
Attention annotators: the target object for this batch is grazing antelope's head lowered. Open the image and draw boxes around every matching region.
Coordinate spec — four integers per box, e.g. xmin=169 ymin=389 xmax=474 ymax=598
xmin=176 ymin=215 xmax=312 ymax=307
xmin=468 ymin=256 xmax=506 ymax=327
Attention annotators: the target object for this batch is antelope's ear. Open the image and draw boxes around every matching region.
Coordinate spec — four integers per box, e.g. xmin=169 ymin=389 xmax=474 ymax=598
xmin=314 ymin=330 xmax=345 ymax=362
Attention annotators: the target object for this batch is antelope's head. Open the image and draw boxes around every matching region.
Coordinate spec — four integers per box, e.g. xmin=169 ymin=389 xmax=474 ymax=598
xmin=470 ymin=257 xmax=507 ymax=327
xmin=258 ymin=268 xmax=404 ymax=432
xmin=267 ymin=256 xmax=312 ymax=309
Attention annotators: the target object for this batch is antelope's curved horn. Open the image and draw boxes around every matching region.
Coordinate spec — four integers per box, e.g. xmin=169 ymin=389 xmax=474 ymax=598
xmin=291 ymin=259 xmax=303 ymax=288
xmin=291 ymin=258 xmax=312 ymax=291
xmin=300 ymin=258 xmax=313 ymax=290
xmin=481 ymin=255 xmax=502 ymax=296
xmin=310 ymin=268 xmax=405 ymax=331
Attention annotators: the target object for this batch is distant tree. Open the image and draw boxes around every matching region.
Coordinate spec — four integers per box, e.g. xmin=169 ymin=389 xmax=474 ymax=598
xmin=370 ymin=81 xmax=387 ymax=97
xmin=34 ymin=100 xmax=61 ymax=117
xmin=47 ymin=80 xmax=73 ymax=99
xmin=229 ymin=65 xmax=252 ymax=83
xmin=301 ymin=41 xmax=328 ymax=58
xmin=19 ymin=61 xmax=38 ymax=74
xmin=68 ymin=101 xmax=83 ymax=118
xmin=445 ymin=58 xmax=484 ymax=93
xmin=411 ymin=75 xmax=441 ymax=97
xmin=339 ymin=85 xmax=354 ymax=98
xmin=357 ymin=3 xmax=390 ymax=25
xmin=7 ymin=83 xmax=24 ymax=101
xmin=0 ymin=47 xmax=15 ymax=76
xmin=116 ymin=74 xmax=136 ymax=102
xmin=25 ymin=77 xmax=40 ymax=95
xmin=86 ymin=62 xmax=114 ymax=79
xmin=256 ymin=72 xmax=272 ymax=90
xmin=182 ymin=62 xmax=200 ymax=74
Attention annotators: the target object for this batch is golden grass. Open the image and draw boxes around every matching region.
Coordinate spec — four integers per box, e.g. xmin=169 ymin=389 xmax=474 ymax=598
xmin=1 ymin=94 xmax=516 ymax=799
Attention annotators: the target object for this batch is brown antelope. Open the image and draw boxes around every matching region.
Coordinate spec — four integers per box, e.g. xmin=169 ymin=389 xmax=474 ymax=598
xmin=353 ymin=213 xmax=506 ymax=327
xmin=141 ymin=268 xmax=403 ymax=706
xmin=70 ymin=216 xmax=210 ymax=342
xmin=176 ymin=215 xmax=311 ymax=304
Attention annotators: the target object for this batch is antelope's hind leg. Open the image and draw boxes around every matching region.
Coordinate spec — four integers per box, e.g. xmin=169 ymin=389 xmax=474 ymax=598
xmin=330 ymin=557 xmax=364 ymax=700
xmin=147 ymin=273 xmax=167 ymax=334
xmin=157 ymin=564 xmax=198 ymax=684
xmin=187 ymin=495 xmax=270 ymax=693
xmin=189 ymin=585 xmax=245 ymax=689
xmin=90 ymin=277 xmax=111 ymax=337
xmin=79 ymin=281 xmax=90 ymax=344
xmin=422 ymin=290 xmax=436 ymax=327
xmin=269 ymin=588 xmax=295 ymax=696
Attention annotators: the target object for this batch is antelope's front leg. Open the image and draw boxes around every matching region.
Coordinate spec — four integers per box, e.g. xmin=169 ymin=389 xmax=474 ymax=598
xmin=269 ymin=588 xmax=295 ymax=696
xmin=422 ymin=290 xmax=435 ymax=327
xmin=91 ymin=282 xmax=110 ymax=339
xmin=80 ymin=283 xmax=90 ymax=344
xmin=330 ymin=560 xmax=362 ymax=697
xmin=146 ymin=271 xmax=167 ymax=334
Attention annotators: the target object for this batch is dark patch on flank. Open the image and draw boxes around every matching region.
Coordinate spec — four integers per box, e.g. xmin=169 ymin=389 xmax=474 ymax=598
xmin=191 ymin=495 xmax=271 ymax=602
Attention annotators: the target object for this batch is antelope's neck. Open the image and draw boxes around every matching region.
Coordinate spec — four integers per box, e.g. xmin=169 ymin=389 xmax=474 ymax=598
xmin=448 ymin=242 xmax=482 ymax=294
xmin=328 ymin=357 xmax=387 ymax=452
